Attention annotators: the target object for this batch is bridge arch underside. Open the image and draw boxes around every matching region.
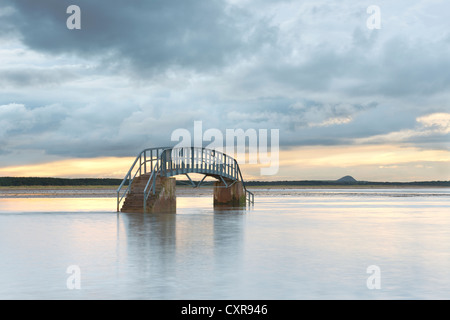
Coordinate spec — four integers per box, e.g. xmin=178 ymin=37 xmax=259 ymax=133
xmin=162 ymin=169 xmax=246 ymax=209
xmin=163 ymin=167 xmax=236 ymax=186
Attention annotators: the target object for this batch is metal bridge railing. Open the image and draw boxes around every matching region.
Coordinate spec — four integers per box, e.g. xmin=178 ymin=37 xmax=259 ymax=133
xmin=160 ymin=147 xmax=238 ymax=180
xmin=116 ymin=147 xmax=169 ymax=212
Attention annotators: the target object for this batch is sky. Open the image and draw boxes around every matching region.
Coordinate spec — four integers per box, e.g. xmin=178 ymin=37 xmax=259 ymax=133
xmin=0 ymin=0 xmax=449 ymax=182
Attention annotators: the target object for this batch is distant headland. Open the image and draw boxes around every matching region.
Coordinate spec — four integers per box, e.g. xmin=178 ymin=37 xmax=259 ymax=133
xmin=245 ymin=178 xmax=449 ymax=187
xmin=245 ymin=176 xmax=450 ymax=187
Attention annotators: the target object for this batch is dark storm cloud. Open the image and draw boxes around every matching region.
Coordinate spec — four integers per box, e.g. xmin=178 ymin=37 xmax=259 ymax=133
xmin=0 ymin=103 xmax=66 ymax=148
xmin=4 ymin=1 xmax=450 ymax=100
xmin=226 ymin=28 xmax=450 ymax=101
xmin=2 ymin=0 xmax=272 ymax=75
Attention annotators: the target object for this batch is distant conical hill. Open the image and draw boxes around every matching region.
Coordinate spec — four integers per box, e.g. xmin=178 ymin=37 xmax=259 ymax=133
xmin=336 ymin=175 xmax=357 ymax=183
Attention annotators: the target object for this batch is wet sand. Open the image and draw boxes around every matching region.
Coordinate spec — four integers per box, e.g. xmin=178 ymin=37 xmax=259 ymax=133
xmin=1 ymin=185 xmax=448 ymax=198
xmin=0 ymin=185 xmax=213 ymax=198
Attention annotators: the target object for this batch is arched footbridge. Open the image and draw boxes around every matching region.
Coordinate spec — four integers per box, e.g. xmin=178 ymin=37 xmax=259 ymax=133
xmin=117 ymin=147 xmax=254 ymax=213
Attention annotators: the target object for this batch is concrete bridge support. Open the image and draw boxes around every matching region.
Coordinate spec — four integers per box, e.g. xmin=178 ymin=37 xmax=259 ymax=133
xmin=121 ymin=176 xmax=176 ymax=213
xmin=213 ymin=180 xmax=246 ymax=207
xmin=146 ymin=177 xmax=176 ymax=213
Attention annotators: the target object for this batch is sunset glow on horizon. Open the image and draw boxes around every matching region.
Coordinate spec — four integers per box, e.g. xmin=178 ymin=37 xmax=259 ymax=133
xmin=0 ymin=143 xmax=448 ymax=182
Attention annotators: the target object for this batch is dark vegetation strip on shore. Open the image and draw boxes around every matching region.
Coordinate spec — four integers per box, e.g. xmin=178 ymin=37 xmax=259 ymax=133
xmin=246 ymin=180 xmax=450 ymax=187
xmin=0 ymin=177 xmax=449 ymax=187
xmin=0 ymin=177 xmax=123 ymax=187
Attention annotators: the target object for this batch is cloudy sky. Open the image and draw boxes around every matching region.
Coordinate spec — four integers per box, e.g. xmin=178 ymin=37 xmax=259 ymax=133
xmin=0 ymin=0 xmax=449 ymax=181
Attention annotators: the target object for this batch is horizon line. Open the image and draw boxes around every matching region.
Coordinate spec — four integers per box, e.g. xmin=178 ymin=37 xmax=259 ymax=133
xmin=1 ymin=176 xmax=449 ymax=184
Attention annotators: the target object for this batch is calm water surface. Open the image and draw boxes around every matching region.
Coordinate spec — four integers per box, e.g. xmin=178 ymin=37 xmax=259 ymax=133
xmin=0 ymin=188 xmax=449 ymax=299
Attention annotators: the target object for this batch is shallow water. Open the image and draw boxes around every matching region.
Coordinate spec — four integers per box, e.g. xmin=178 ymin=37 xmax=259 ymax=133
xmin=0 ymin=188 xmax=449 ymax=299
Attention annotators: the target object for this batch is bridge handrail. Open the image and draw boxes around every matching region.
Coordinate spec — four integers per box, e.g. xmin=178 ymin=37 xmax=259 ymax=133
xmin=162 ymin=147 xmax=237 ymax=179
xmin=143 ymin=165 xmax=157 ymax=210
xmin=116 ymin=147 xmax=170 ymax=212
xmin=235 ymin=159 xmax=254 ymax=205
xmin=116 ymin=152 xmax=141 ymax=212
xmin=162 ymin=147 xmax=254 ymax=205
xmin=143 ymin=151 xmax=165 ymax=212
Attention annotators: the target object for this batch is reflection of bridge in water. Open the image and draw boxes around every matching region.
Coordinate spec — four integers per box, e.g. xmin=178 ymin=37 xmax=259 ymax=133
xmin=116 ymin=205 xmax=246 ymax=298
xmin=117 ymin=147 xmax=254 ymax=213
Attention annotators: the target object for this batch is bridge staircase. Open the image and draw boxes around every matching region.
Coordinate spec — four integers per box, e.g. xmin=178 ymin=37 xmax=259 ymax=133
xmin=120 ymin=173 xmax=164 ymax=213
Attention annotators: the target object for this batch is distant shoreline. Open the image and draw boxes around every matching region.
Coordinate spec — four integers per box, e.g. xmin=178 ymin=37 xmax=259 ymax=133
xmin=243 ymin=184 xmax=450 ymax=189
xmin=1 ymin=184 xmax=450 ymax=191
xmin=1 ymin=176 xmax=449 ymax=188
xmin=1 ymin=176 xmax=449 ymax=199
